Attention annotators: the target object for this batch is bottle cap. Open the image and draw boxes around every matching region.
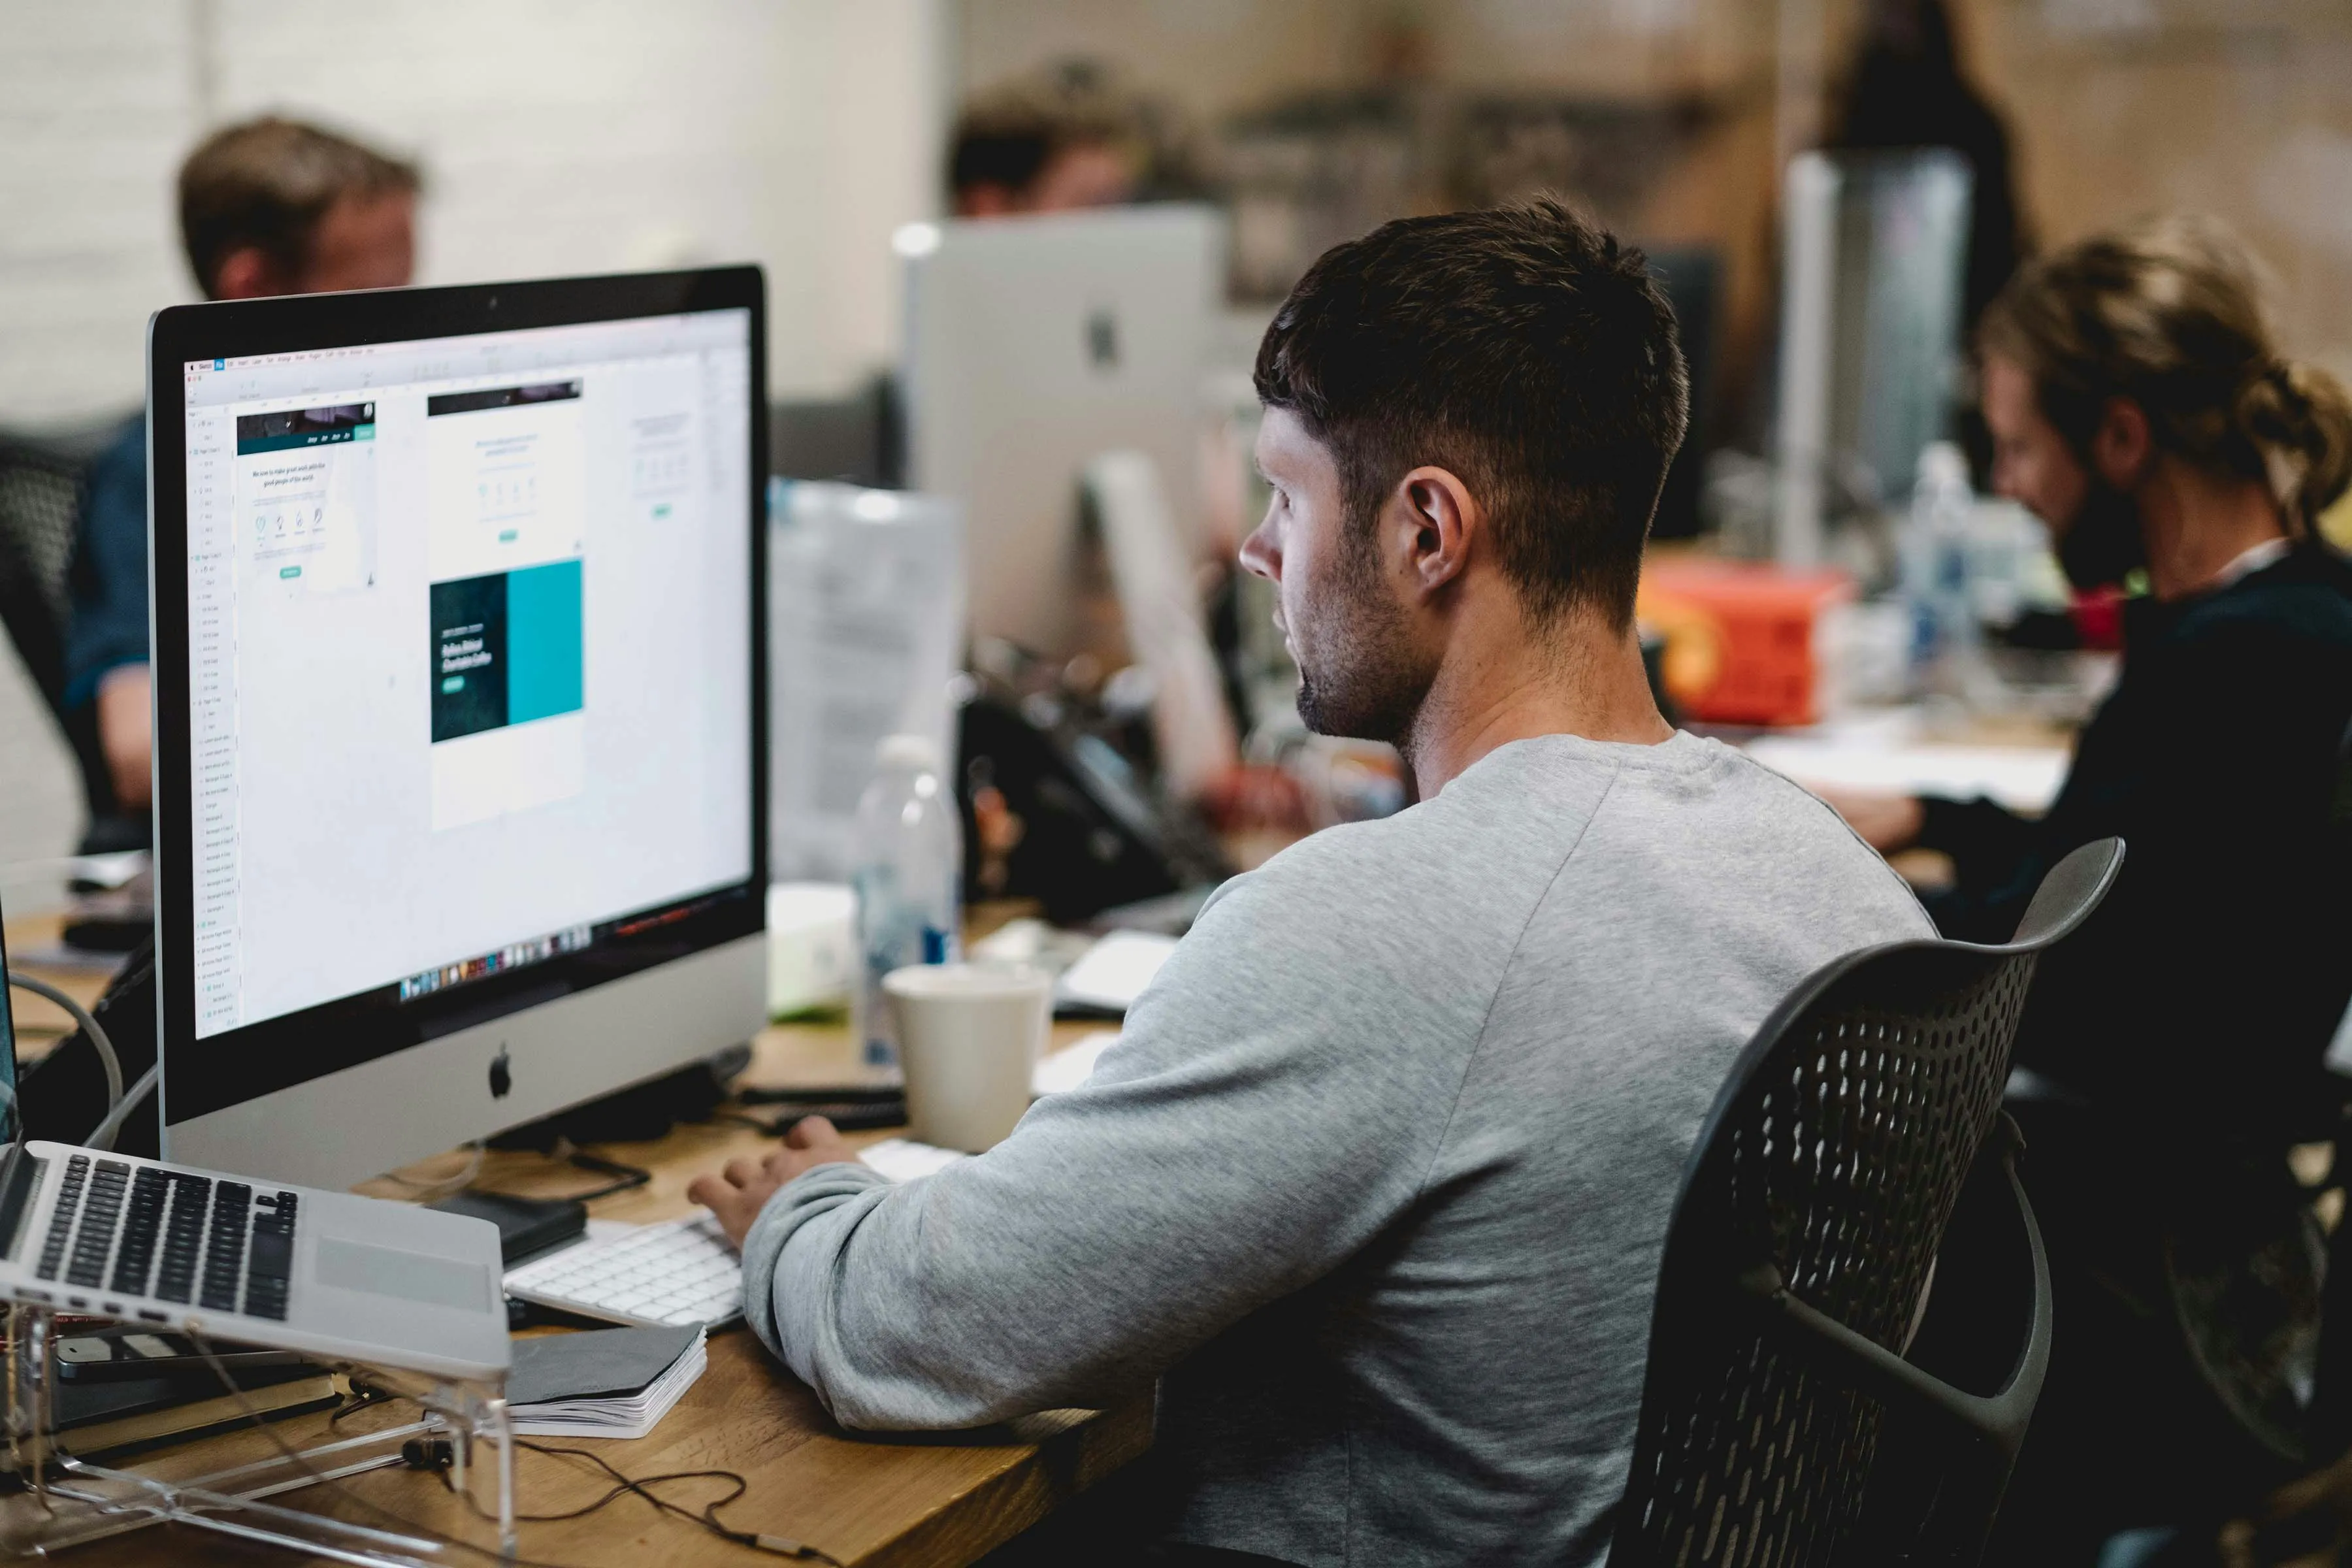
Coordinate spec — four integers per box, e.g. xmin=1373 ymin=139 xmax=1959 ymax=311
xmin=1916 ymin=440 xmax=1968 ymax=489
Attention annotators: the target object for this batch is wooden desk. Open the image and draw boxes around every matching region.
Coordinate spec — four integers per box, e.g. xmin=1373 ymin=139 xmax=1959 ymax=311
xmin=5 ymin=923 xmax=1147 ymax=1567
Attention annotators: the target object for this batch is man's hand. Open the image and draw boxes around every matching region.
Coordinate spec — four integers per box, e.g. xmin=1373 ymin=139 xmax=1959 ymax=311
xmin=1810 ymin=785 xmax=1926 ymax=855
xmin=2219 ymin=1444 xmax=2352 ymax=1567
xmin=97 ymin=665 xmax=153 ymax=813
xmin=686 ymin=1115 xmax=859 ymax=1248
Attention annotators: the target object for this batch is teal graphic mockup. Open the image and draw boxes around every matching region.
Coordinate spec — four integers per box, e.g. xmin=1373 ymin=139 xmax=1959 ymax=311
xmin=431 ymin=559 xmax=583 ymax=742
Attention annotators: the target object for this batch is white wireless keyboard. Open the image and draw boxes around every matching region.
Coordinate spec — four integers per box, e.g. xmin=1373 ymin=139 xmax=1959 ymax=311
xmin=504 ymin=1213 xmax=742 ymax=1329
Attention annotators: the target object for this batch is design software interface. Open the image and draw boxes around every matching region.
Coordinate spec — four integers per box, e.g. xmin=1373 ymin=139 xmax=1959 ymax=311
xmin=180 ymin=310 xmax=754 ymax=1039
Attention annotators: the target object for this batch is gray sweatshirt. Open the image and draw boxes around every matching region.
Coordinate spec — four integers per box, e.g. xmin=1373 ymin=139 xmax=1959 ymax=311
xmin=740 ymin=731 xmax=1933 ymax=1565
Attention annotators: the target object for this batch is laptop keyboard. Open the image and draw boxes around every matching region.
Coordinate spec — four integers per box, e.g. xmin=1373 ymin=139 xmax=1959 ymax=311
xmin=35 ymin=1155 xmax=300 ymax=1321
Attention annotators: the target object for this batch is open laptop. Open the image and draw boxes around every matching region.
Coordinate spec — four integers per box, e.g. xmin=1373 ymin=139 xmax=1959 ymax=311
xmin=0 ymin=906 xmax=510 ymax=1385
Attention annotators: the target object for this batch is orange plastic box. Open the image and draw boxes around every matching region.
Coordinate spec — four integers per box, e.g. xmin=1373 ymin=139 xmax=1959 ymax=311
xmin=1636 ymin=557 xmax=1855 ymax=728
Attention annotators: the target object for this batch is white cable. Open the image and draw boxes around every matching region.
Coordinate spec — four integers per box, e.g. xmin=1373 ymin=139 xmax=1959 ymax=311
xmin=7 ymin=971 xmax=123 ymax=1142
xmin=86 ymin=1063 xmax=157 ymax=1154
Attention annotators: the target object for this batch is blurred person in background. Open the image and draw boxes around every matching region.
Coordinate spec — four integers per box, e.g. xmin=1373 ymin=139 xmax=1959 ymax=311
xmin=1823 ymin=0 xmax=2033 ymax=487
xmin=71 ymin=116 xmax=418 ymax=840
xmin=948 ymin=66 xmax=1145 ymax=218
xmin=1821 ymin=0 xmax=2030 ymax=335
xmin=1827 ymin=218 xmax=2352 ymax=1562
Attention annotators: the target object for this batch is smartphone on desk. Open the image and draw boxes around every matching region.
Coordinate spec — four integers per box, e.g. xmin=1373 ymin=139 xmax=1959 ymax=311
xmin=733 ymin=1086 xmax=909 ymax=1133
xmin=54 ymin=1327 xmax=307 ymax=1384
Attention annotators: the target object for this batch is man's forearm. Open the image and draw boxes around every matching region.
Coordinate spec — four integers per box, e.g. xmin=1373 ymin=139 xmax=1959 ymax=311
xmin=727 ymin=864 xmax=1461 ymax=1436
xmin=96 ymin=664 xmax=153 ymax=812
xmin=738 ymin=1161 xmax=1032 ymax=1429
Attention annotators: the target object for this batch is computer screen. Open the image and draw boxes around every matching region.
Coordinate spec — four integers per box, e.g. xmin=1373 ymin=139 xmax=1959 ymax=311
xmin=178 ymin=311 xmax=751 ymax=1039
xmin=902 ymin=204 xmax=1223 ymax=660
xmin=151 ymin=274 xmax=767 ymax=1183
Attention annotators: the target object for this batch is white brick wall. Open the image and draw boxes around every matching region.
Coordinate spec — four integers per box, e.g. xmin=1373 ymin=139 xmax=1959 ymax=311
xmin=0 ymin=0 xmax=202 ymax=429
xmin=0 ymin=0 xmax=943 ymax=888
xmin=0 ymin=0 xmax=941 ymax=425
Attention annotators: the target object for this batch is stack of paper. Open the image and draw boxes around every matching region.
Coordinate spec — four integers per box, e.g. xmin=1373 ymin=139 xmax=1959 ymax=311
xmin=1032 ymin=1030 xmax=1119 ymax=1098
xmin=508 ymin=1324 xmax=706 ymax=1441
xmin=857 ymin=1137 xmax=968 ymax=1183
xmin=1741 ymin=714 xmax=2070 ymax=815
xmin=1054 ymin=931 xmax=1179 ymax=1014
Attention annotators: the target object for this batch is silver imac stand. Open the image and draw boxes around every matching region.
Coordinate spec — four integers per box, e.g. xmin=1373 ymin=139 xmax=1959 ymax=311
xmin=0 ymin=1303 xmax=515 ymax=1564
xmin=1774 ymin=147 xmax=1974 ymax=570
xmin=1083 ymin=448 xmax=1239 ymax=802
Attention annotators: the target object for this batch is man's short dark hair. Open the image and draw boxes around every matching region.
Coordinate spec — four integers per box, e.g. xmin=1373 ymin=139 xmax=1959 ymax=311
xmin=179 ymin=117 xmax=421 ymax=298
xmin=1254 ymin=199 xmax=1688 ymax=631
xmin=947 ymin=74 xmax=1126 ymax=203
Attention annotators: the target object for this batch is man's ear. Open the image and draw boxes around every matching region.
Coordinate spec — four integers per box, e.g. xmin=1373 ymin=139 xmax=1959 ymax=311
xmin=208 ymin=246 xmax=286 ymax=302
xmin=2090 ymin=395 xmax=2153 ymax=490
xmin=1392 ymin=465 xmax=1480 ymax=599
xmin=955 ymin=184 xmax=1019 ymax=218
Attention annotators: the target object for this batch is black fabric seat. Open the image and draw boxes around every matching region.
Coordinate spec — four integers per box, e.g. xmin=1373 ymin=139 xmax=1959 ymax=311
xmin=1610 ymin=837 xmax=2125 ymax=1567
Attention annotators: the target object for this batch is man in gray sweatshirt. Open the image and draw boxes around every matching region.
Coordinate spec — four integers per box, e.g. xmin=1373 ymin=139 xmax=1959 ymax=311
xmin=692 ymin=201 xmax=1931 ymax=1566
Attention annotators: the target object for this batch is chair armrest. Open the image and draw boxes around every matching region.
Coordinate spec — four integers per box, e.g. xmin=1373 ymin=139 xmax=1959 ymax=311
xmin=1734 ymin=1119 xmax=2051 ymax=1462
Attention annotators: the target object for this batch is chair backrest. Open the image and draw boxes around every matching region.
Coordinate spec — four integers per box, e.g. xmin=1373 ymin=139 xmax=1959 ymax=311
xmin=1611 ymin=838 xmax=2123 ymax=1568
xmin=2332 ymin=715 xmax=2352 ymax=883
xmin=0 ymin=434 xmax=88 ymax=717
xmin=0 ymin=427 xmax=145 ymax=840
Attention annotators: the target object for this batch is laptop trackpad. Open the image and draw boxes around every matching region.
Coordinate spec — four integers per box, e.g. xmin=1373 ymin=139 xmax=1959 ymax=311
xmin=315 ymin=1237 xmax=493 ymax=1313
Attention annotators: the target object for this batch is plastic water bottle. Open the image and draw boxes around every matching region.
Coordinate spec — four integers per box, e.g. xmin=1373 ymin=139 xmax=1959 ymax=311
xmin=1966 ymin=497 xmax=2038 ymax=632
xmin=1902 ymin=441 xmax=1980 ymax=694
xmin=851 ymin=734 xmax=962 ymax=1070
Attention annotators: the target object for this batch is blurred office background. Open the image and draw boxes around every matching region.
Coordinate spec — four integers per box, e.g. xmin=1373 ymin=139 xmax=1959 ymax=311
xmin=4 ymin=0 xmax=2351 ymax=879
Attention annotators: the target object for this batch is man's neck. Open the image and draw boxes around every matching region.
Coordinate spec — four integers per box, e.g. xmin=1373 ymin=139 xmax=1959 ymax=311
xmin=2136 ymin=457 xmax=2288 ymax=602
xmin=1401 ymin=612 xmax=1673 ymax=796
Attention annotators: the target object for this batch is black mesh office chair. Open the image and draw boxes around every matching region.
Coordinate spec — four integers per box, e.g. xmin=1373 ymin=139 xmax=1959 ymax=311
xmin=1610 ymin=836 xmax=2125 ymax=1567
xmin=2315 ymin=723 xmax=2352 ymax=1460
xmin=0 ymin=429 xmax=137 ymax=849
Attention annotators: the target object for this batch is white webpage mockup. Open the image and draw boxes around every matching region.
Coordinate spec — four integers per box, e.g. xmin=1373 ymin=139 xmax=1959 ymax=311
xmin=180 ymin=312 xmax=754 ymax=1039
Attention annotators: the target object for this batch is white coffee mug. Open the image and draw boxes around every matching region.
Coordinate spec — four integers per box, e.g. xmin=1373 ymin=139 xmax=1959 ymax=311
xmin=883 ymin=964 xmax=1052 ymax=1153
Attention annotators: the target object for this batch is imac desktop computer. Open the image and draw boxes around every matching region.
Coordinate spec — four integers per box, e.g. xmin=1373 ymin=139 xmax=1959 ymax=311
xmin=899 ymin=203 xmax=1225 ymax=661
xmin=147 ymin=268 xmax=768 ymax=1192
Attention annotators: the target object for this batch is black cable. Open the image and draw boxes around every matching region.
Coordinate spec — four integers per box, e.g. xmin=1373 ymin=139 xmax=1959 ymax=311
xmin=445 ymin=1143 xmax=649 ymax=1205
xmin=713 ymin=1105 xmax=909 ymax=1136
xmin=177 ymin=1331 xmax=840 ymax=1563
xmin=443 ymin=1439 xmax=743 ymax=1525
xmin=329 ymin=1379 xmax=397 ymax=1425
xmin=470 ymin=1437 xmax=845 ymax=1563
xmin=553 ymin=1149 xmax=652 ymax=1202
xmin=179 ymin=1331 xmax=594 ymax=1568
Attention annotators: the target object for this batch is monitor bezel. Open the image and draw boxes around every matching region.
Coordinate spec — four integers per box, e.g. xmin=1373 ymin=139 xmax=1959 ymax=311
xmin=147 ymin=267 xmax=768 ymax=1130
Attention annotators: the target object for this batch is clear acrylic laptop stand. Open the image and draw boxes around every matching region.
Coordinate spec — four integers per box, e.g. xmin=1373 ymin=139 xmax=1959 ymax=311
xmin=0 ymin=1303 xmax=516 ymax=1564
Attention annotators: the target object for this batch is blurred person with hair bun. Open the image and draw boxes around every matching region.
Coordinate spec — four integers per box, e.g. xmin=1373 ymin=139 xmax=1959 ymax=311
xmin=1827 ymin=217 xmax=2352 ymax=1561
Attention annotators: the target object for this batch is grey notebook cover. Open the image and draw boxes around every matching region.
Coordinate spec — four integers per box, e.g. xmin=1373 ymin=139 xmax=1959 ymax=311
xmin=508 ymin=1324 xmax=700 ymax=1406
